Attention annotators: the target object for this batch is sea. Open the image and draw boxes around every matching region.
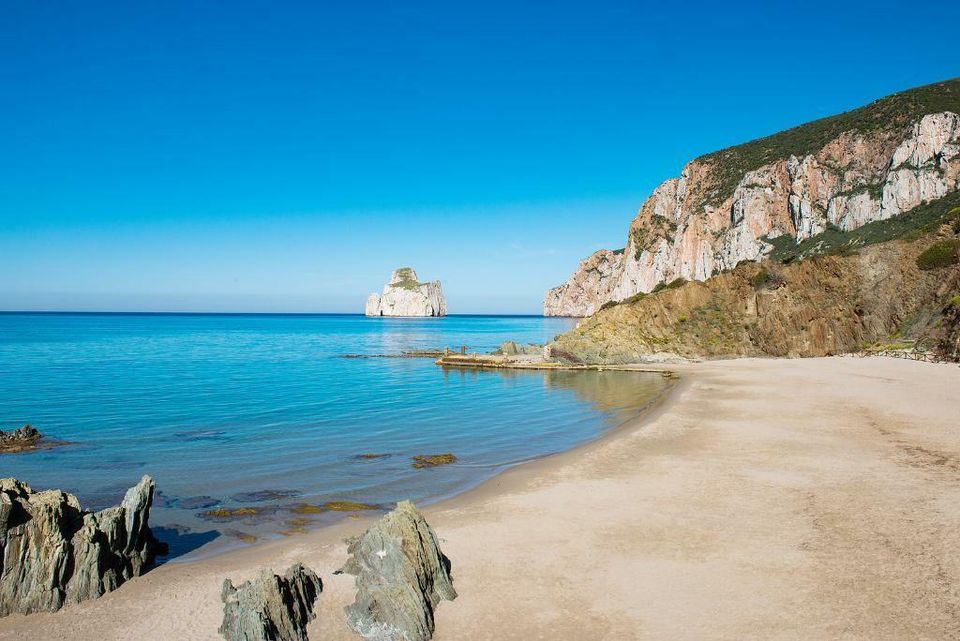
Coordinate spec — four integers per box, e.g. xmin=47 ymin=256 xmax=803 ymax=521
xmin=0 ymin=312 xmax=669 ymax=560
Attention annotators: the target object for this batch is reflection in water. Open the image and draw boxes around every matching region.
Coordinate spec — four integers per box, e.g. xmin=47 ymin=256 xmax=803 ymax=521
xmin=446 ymin=366 xmax=671 ymax=420
xmin=541 ymin=370 xmax=671 ymax=418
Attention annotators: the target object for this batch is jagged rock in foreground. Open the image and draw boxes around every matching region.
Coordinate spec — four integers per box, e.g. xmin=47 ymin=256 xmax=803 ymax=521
xmin=546 ymin=78 xmax=960 ymax=316
xmin=338 ymin=500 xmax=456 ymax=641
xmin=0 ymin=474 xmax=162 ymax=616
xmin=219 ymin=563 xmax=322 ymax=641
xmin=366 ymin=268 xmax=447 ymax=317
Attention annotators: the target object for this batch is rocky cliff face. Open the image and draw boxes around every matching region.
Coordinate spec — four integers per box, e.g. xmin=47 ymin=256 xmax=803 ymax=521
xmin=0 ymin=475 xmax=161 ymax=616
xmin=545 ymin=79 xmax=960 ymax=316
xmin=549 ymin=202 xmax=960 ymax=362
xmin=543 ymin=249 xmax=623 ymax=316
xmin=366 ymin=268 xmax=447 ymax=317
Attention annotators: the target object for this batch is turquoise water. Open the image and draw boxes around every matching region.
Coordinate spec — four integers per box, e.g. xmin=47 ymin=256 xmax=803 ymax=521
xmin=0 ymin=313 xmax=668 ymax=558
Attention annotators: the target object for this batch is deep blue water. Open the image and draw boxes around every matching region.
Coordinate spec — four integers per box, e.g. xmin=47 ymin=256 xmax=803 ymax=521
xmin=0 ymin=313 xmax=668 ymax=558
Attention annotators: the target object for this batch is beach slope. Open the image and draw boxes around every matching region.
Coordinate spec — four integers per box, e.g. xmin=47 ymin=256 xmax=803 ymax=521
xmin=1 ymin=357 xmax=958 ymax=640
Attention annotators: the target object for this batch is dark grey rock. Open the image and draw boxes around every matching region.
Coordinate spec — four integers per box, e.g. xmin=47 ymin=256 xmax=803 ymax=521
xmin=338 ymin=500 xmax=456 ymax=641
xmin=176 ymin=495 xmax=221 ymax=509
xmin=0 ymin=475 xmax=162 ymax=616
xmin=219 ymin=563 xmax=322 ymax=641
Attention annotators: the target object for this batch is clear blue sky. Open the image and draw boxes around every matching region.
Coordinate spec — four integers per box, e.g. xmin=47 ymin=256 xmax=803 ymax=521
xmin=2 ymin=1 xmax=958 ymax=313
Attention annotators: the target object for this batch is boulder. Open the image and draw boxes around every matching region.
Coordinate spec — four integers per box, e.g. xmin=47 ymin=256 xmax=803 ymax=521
xmin=219 ymin=563 xmax=322 ymax=641
xmin=0 ymin=475 xmax=162 ymax=616
xmin=338 ymin=500 xmax=456 ymax=641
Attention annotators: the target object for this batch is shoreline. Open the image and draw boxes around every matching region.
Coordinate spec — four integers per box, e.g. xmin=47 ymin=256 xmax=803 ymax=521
xmin=165 ymin=367 xmax=679 ymax=564
xmin=2 ymin=356 xmax=959 ymax=639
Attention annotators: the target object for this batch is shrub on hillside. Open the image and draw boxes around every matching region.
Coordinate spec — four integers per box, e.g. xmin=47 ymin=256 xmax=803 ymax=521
xmin=652 ymin=278 xmax=688 ymax=293
xmin=916 ymin=239 xmax=960 ymax=270
xmin=749 ymin=267 xmax=785 ymax=289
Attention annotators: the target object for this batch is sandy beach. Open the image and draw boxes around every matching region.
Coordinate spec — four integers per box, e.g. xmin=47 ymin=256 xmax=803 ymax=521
xmin=2 ymin=356 xmax=959 ymax=640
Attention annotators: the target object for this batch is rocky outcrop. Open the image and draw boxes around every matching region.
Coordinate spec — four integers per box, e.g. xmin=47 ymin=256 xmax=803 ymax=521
xmin=0 ymin=475 xmax=162 ymax=616
xmin=338 ymin=500 xmax=456 ymax=641
xmin=549 ymin=212 xmax=960 ymax=362
xmin=0 ymin=426 xmax=42 ymax=453
xmin=543 ymin=249 xmax=624 ymax=316
xmin=933 ymin=295 xmax=960 ymax=362
xmin=366 ymin=268 xmax=447 ymax=317
xmin=219 ymin=563 xmax=322 ymax=641
xmin=546 ymin=79 xmax=960 ymax=315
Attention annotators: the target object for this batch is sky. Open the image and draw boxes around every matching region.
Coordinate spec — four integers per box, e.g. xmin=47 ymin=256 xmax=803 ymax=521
xmin=2 ymin=1 xmax=958 ymax=314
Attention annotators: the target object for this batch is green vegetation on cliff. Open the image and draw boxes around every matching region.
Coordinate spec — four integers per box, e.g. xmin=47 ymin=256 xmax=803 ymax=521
xmin=695 ymin=78 xmax=960 ymax=208
xmin=764 ymin=192 xmax=960 ymax=263
xmin=917 ymin=239 xmax=960 ymax=270
xmin=392 ymin=267 xmax=424 ymax=290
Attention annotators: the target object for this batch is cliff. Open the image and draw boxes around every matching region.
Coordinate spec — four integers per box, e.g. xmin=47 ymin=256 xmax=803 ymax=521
xmin=545 ymin=78 xmax=960 ymax=316
xmin=548 ymin=193 xmax=960 ymax=362
xmin=366 ymin=267 xmax=448 ymax=317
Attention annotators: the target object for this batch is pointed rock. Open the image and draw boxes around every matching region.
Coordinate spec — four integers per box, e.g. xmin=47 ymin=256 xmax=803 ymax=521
xmin=219 ymin=563 xmax=322 ymax=641
xmin=0 ymin=475 xmax=162 ymax=616
xmin=338 ymin=500 xmax=456 ymax=641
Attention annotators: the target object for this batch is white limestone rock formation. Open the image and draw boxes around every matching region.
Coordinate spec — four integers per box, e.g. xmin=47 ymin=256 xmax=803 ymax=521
xmin=545 ymin=91 xmax=960 ymax=316
xmin=365 ymin=268 xmax=447 ymax=317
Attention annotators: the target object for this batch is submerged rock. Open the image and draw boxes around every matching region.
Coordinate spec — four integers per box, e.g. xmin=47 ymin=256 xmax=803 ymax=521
xmin=365 ymin=268 xmax=447 ymax=317
xmin=411 ymin=454 xmax=457 ymax=469
xmin=0 ymin=475 xmax=162 ymax=616
xmin=338 ymin=500 xmax=456 ymax=641
xmin=176 ymin=496 xmax=221 ymax=509
xmin=219 ymin=563 xmax=322 ymax=641
xmin=231 ymin=489 xmax=301 ymax=503
xmin=199 ymin=506 xmax=268 ymax=522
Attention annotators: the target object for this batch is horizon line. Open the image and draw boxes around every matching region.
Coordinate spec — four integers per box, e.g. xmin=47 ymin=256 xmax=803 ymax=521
xmin=0 ymin=310 xmax=556 ymax=318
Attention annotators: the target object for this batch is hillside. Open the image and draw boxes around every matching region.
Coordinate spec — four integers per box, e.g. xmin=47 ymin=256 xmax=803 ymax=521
xmin=545 ymin=78 xmax=960 ymax=317
xmin=548 ymin=193 xmax=960 ymax=362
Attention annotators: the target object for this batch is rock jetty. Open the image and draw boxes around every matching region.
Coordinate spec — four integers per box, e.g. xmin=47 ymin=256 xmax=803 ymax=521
xmin=338 ymin=500 xmax=456 ymax=641
xmin=365 ymin=268 xmax=447 ymax=317
xmin=220 ymin=563 xmax=322 ymax=641
xmin=0 ymin=475 xmax=162 ymax=616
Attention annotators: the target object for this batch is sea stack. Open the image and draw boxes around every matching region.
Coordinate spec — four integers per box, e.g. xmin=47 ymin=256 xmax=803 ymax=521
xmin=366 ymin=268 xmax=447 ymax=317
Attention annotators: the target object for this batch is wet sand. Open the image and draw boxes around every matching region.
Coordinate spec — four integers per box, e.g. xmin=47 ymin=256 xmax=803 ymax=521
xmin=2 ymin=356 xmax=959 ymax=640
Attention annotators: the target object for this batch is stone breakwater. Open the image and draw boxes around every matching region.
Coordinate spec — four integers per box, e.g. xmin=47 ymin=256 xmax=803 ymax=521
xmin=546 ymin=106 xmax=960 ymax=316
xmin=366 ymin=267 xmax=447 ymax=317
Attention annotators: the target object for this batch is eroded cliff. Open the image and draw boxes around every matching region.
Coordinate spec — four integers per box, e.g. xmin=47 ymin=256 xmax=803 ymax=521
xmin=549 ymin=194 xmax=960 ymax=362
xmin=545 ymin=78 xmax=960 ymax=316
